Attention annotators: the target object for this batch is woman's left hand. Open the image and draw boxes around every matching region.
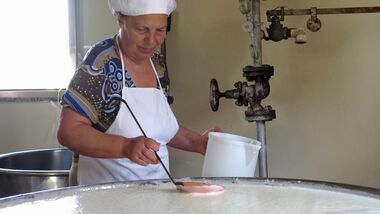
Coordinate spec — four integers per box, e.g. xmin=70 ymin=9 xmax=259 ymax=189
xmin=197 ymin=127 xmax=222 ymax=155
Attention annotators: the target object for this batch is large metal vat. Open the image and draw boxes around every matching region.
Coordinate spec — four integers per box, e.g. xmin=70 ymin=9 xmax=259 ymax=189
xmin=0 ymin=178 xmax=380 ymax=213
xmin=0 ymin=148 xmax=72 ymax=198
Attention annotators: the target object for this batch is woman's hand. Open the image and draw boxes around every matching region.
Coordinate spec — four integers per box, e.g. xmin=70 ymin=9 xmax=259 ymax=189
xmin=123 ymin=136 xmax=160 ymax=166
xmin=197 ymin=127 xmax=222 ymax=155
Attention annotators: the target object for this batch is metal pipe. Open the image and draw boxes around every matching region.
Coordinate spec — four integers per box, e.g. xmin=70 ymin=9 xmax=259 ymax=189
xmin=251 ymin=0 xmax=268 ymax=178
xmin=256 ymin=121 xmax=268 ymax=177
xmin=252 ymin=0 xmax=262 ymax=66
xmin=267 ymin=6 xmax=380 ymax=17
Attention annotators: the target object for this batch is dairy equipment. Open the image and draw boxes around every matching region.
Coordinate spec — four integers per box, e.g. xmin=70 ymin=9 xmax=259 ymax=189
xmin=0 ymin=148 xmax=72 ymax=198
xmin=1 ymin=178 xmax=380 ymax=213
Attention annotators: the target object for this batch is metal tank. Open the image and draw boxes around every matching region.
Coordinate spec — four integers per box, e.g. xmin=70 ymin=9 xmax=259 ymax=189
xmin=0 ymin=148 xmax=72 ymax=198
xmin=0 ymin=178 xmax=380 ymax=213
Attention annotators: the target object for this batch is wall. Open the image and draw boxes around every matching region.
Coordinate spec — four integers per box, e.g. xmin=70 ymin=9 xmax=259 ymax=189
xmin=0 ymin=102 xmax=62 ymax=153
xmin=0 ymin=0 xmax=379 ymax=189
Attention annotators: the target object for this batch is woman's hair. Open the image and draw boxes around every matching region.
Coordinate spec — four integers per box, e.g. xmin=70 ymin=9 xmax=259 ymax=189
xmin=117 ymin=12 xmax=128 ymax=19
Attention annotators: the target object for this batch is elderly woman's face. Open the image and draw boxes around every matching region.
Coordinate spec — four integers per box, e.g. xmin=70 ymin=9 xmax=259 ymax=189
xmin=118 ymin=14 xmax=168 ymax=61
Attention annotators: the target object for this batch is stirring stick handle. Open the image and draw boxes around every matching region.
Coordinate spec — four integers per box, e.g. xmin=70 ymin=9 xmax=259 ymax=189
xmin=154 ymin=151 xmax=176 ymax=183
xmin=117 ymin=98 xmax=147 ymax=137
xmin=116 ymin=97 xmax=178 ymax=185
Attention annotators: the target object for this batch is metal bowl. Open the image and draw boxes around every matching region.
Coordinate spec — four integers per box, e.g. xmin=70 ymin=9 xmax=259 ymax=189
xmin=0 ymin=148 xmax=72 ymax=198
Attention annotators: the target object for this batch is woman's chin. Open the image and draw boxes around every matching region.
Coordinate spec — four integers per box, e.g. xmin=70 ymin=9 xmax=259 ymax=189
xmin=139 ymin=48 xmax=156 ymax=56
xmin=139 ymin=52 xmax=155 ymax=59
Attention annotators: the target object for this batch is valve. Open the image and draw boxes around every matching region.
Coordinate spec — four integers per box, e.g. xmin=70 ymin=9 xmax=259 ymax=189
xmin=306 ymin=7 xmax=322 ymax=32
xmin=264 ymin=16 xmax=307 ymax=44
xmin=265 ymin=16 xmax=288 ymax=42
xmin=210 ymin=65 xmax=276 ymax=122
xmin=210 ymin=79 xmax=248 ymax=112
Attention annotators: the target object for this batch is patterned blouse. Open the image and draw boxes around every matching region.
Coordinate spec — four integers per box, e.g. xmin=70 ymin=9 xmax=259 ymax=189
xmin=61 ymin=36 xmax=173 ymax=132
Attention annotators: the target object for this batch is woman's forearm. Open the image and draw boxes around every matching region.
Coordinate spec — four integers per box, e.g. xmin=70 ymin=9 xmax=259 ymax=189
xmin=57 ymin=107 xmax=127 ymax=158
xmin=167 ymin=126 xmax=202 ymax=153
xmin=168 ymin=126 xmax=222 ymax=155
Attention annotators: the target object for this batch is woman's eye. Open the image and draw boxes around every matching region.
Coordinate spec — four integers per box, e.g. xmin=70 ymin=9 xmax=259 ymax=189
xmin=136 ymin=27 xmax=147 ymax=33
xmin=156 ymin=28 xmax=167 ymax=34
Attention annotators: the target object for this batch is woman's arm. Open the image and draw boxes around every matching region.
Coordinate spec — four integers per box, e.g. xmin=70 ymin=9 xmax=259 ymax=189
xmin=167 ymin=126 xmax=221 ymax=155
xmin=57 ymin=107 xmax=160 ymax=165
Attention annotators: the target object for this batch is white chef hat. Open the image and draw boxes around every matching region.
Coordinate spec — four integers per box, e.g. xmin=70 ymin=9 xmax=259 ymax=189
xmin=108 ymin=0 xmax=176 ymax=16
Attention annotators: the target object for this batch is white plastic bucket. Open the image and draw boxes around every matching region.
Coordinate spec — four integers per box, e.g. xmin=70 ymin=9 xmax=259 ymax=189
xmin=202 ymin=132 xmax=261 ymax=177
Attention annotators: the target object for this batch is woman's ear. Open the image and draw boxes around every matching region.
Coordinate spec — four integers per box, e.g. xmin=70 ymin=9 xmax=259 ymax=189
xmin=116 ymin=13 xmax=125 ymax=28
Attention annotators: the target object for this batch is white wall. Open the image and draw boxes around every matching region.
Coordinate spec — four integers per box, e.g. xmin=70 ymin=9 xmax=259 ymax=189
xmin=0 ymin=102 xmax=61 ymax=153
xmin=1 ymin=0 xmax=379 ymax=189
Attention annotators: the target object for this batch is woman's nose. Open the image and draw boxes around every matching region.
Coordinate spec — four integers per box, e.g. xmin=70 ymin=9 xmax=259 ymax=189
xmin=145 ymin=33 xmax=156 ymax=45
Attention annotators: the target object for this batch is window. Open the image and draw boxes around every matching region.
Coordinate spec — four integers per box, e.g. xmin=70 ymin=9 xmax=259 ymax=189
xmin=0 ymin=0 xmax=75 ymax=90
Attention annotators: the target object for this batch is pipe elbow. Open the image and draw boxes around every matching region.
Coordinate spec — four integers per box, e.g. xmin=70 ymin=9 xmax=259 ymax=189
xmin=290 ymin=28 xmax=307 ymax=44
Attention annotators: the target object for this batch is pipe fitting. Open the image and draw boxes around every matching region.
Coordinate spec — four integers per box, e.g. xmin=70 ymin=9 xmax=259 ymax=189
xmin=265 ymin=16 xmax=288 ymax=42
xmin=289 ymin=28 xmax=307 ymax=44
xmin=239 ymin=0 xmax=251 ymax=15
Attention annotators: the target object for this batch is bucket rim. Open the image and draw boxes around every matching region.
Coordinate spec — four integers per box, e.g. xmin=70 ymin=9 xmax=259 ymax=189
xmin=208 ymin=132 xmax=262 ymax=149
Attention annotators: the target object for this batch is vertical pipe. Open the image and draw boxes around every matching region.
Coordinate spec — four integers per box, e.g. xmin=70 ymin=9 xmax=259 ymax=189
xmin=251 ymin=0 xmax=268 ymax=177
xmin=251 ymin=0 xmax=262 ymax=66
xmin=256 ymin=121 xmax=268 ymax=177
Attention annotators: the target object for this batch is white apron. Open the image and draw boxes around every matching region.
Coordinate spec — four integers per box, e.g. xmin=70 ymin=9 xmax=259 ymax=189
xmin=78 ymin=48 xmax=179 ymax=185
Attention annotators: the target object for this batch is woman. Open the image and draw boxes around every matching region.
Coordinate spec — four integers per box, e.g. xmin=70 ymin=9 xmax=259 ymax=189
xmin=57 ymin=0 xmax=220 ymax=185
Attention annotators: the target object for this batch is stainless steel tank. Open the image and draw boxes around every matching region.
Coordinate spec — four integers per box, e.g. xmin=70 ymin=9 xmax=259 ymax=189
xmin=0 ymin=178 xmax=380 ymax=213
xmin=0 ymin=148 xmax=72 ymax=198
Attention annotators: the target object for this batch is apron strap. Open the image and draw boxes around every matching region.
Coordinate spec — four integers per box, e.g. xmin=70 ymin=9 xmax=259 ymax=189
xmin=150 ymin=59 xmax=163 ymax=90
xmin=116 ymin=35 xmax=126 ymax=88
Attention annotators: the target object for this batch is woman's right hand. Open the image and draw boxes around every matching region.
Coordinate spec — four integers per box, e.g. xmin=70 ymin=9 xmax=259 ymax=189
xmin=123 ymin=136 xmax=160 ymax=166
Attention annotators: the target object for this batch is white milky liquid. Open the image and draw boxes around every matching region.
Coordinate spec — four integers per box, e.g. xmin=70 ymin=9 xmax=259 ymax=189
xmin=1 ymin=179 xmax=380 ymax=214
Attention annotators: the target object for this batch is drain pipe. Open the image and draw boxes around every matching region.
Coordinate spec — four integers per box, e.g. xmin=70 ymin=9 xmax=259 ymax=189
xmin=251 ymin=0 xmax=269 ymax=178
xmin=251 ymin=0 xmax=263 ymax=66
xmin=240 ymin=0 xmax=271 ymax=178
xmin=249 ymin=0 xmax=264 ymax=178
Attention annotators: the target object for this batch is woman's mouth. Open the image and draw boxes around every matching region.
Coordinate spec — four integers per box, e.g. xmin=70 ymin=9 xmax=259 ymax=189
xmin=139 ymin=47 xmax=156 ymax=54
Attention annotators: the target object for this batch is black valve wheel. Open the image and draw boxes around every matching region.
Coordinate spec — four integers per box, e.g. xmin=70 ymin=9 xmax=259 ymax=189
xmin=210 ymin=78 xmax=221 ymax=112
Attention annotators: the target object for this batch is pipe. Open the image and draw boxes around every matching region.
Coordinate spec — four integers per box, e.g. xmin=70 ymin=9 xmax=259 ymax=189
xmin=267 ymin=6 xmax=380 ymax=17
xmin=252 ymin=0 xmax=262 ymax=66
xmin=256 ymin=121 xmax=267 ymax=177
xmin=289 ymin=28 xmax=307 ymax=44
xmin=239 ymin=0 xmax=272 ymax=178
xmin=251 ymin=0 xmax=268 ymax=178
